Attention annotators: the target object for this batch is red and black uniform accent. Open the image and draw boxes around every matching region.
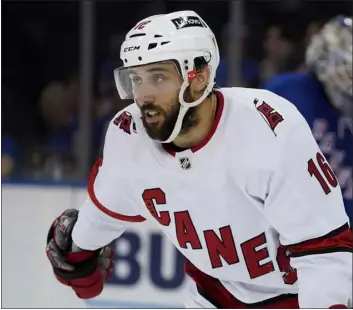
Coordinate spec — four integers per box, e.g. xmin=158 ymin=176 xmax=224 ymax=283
xmin=185 ymin=224 xmax=352 ymax=308
xmin=48 ymin=247 xmax=110 ymax=299
xmin=285 ymin=222 xmax=353 ymax=257
xmin=185 ymin=259 xmax=299 ymax=309
xmin=88 ymin=158 xmax=146 ymax=223
xmin=174 ymin=211 xmax=203 ymax=249
xmin=205 ymin=225 xmax=239 ymax=269
xmin=240 ymin=232 xmax=275 ymax=279
xmin=113 ymin=111 xmax=136 ymax=134
xmin=142 ymin=188 xmax=170 ymax=226
xmin=254 ymin=100 xmax=284 ymax=132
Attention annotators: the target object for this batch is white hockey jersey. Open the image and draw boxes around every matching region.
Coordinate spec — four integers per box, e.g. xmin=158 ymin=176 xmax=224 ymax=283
xmin=72 ymin=87 xmax=352 ymax=308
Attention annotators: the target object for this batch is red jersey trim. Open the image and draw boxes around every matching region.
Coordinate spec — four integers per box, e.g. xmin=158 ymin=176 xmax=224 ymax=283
xmin=185 ymin=259 xmax=299 ymax=308
xmin=286 ymin=223 xmax=353 ymax=257
xmin=162 ymin=90 xmax=225 ymax=156
xmin=87 ymin=158 xmax=146 ymax=223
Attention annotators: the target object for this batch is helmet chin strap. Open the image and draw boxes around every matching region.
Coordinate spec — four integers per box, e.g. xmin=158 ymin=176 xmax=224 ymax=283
xmin=161 ymin=103 xmax=189 ymax=143
xmin=160 ymin=79 xmax=215 ymax=144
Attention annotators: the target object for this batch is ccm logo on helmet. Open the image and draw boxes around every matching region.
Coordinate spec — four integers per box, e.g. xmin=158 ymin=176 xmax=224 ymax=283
xmin=171 ymin=16 xmax=206 ymax=30
xmin=124 ymin=46 xmax=140 ymax=52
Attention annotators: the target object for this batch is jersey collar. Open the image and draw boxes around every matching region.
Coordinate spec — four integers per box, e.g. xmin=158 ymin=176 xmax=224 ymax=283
xmin=162 ymin=90 xmax=225 ymax=157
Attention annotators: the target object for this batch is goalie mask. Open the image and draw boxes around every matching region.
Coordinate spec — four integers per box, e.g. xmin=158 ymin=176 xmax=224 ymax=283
xmin=306 ymin=15 xmax=353 ymax=116
xmin=114 ymin=11 xmax=220 ymax=143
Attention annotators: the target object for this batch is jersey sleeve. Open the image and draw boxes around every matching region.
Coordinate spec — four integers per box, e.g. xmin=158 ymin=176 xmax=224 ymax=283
xmin=264 ymin=118 xmax=352 ymax=308
xmin=72 ymin=110 xmax=146 ymax=250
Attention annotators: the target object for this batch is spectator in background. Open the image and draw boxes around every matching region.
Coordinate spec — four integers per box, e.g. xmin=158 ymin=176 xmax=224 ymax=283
xmin=305 ymin=20 xmax=324 ymax=47
xmin=289 ymin=20 xmax=326 ymax=73
xmin=33 ymin=74 xmax=80 ymax=180
xmin=291 ymin=19 xmax=326 ymax=73
xmin=93 ymin=61 xmax=131 ymax=155
xmin=108 ymin=33 xmax=125 ymax=66
xmin=36 ymin=62 xmax=130 ymax=179
xmin=2 ymin=136 xmax=19 ymax=179
xmin=216 ymin=25 xmax=260 ymax=88
xmin=92 ymin=33 xmax=134 ymax=152
xmin=38 ymin=73 xmax=80 ymax=153
xmin=259 ymin=24 xmax=294 ymax=83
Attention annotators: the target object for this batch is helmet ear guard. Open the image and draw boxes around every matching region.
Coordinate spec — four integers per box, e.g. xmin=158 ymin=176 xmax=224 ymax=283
xmin=178 ymin=54 xmax=215 ymax=103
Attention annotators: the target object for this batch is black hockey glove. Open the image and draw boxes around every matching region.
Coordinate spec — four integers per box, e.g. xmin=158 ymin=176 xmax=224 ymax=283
xmin=46 ymin=209 xmax=114 ymax=299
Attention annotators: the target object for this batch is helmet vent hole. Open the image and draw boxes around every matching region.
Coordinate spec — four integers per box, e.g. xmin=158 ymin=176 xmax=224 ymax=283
xmin=194 ymin=56 xmax=210 ymax=71
xmin=161 ymin=41 xmax=170 ymax=45
xmin=138 ymin=56 xmax=142 ymax=61
xmin=148 ymin=43 xmax=158 ymax=50
xmin=129 ymin=33 xmax=146 ymax=38
xmin=154 ymin=34 xmax=163 ymax=38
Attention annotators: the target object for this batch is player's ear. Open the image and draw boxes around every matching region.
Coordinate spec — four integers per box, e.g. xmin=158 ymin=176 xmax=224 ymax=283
xmin=189 ymin=66 xmax=211 ymax=100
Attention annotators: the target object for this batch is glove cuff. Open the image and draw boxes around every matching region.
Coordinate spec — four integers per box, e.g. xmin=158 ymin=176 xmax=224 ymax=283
xmin=54 ymin=264 xmax=104 ymax=299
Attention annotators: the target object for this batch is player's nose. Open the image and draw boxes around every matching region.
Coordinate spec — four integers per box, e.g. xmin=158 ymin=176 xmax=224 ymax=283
xmin=136 ymin=96 xmax=154 ymax=108
xmin=134 ymin=82 xmax=156 ymax=99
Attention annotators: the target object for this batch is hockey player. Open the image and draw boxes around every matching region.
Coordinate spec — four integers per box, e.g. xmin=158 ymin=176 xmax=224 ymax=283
xmin=46 ymin=11 xmax=352 ymax=308
xmin=263 ymin=16 xmax=352 ymax=224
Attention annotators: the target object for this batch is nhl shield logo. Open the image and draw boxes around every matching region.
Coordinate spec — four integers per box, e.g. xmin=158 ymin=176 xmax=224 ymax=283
xmin=179 ymin=157 xmax=192 ymax=170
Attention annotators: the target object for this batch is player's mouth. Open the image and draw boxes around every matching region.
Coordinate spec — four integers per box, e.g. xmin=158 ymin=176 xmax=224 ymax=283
xmin=144 ymin=110 xmax=161 ymax=123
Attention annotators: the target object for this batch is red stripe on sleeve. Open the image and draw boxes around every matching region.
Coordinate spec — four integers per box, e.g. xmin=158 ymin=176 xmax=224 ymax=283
xmin=87 ymin=158 xmax=146 ymax=223
xmin=286 ymin=223 xmax=353 ymax=257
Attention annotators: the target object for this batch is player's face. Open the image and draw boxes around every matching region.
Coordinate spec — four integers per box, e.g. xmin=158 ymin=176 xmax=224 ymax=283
xmin=131 ymin=62 xmax=195 ymax=141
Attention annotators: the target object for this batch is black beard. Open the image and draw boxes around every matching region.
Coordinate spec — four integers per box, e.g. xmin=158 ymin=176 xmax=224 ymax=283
xmin=141 ymin=103 xmax=198 ymax=142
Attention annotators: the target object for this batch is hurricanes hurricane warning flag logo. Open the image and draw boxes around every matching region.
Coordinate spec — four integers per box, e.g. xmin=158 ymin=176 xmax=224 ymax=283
xmin=254 ymin=98 xmax=284 ymax=135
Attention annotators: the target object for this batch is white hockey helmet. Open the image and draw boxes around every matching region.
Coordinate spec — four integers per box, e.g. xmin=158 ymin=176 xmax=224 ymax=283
xmin=114 ymin=11 xmax=220 ymax=143
xmin=306 ymin=15 xmax=352 ymax=115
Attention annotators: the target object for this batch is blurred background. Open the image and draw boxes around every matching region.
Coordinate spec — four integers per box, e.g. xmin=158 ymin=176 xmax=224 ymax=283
xmin=1 ymin=0 xmax=352 ymax=308
xmin=2 ymin=0 xmax=352 ymax=183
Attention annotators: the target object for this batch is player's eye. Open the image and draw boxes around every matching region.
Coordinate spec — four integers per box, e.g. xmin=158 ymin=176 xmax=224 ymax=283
xmin=152 ymin=74 xmax=168 ymax=85
xmin=130 ymin=75 xmax=142 ymax=86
